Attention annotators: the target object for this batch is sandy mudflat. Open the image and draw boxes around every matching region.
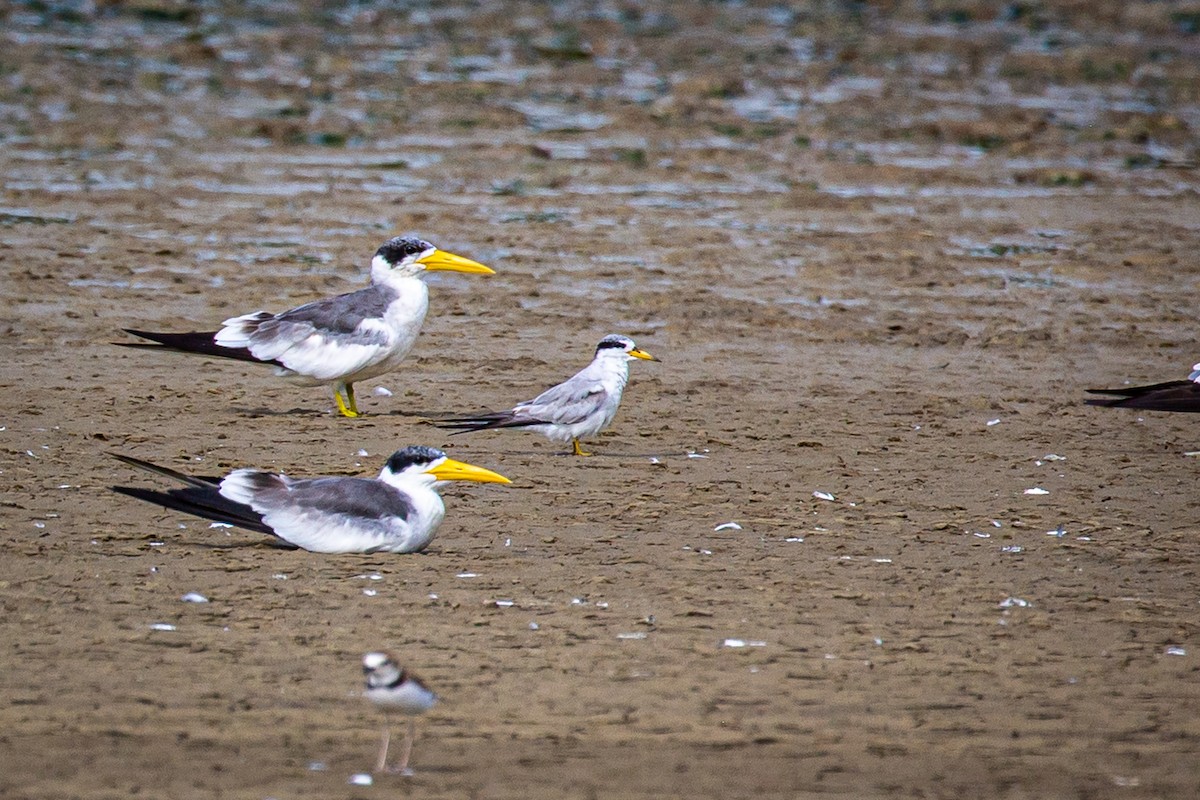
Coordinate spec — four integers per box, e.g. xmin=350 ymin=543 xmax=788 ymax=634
xmin=3 ymin=2 xmax=1200 ymax=798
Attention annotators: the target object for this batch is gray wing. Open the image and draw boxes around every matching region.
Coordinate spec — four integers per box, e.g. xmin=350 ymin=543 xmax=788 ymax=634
xmin=257 ymin=286 xmax=395 ymax=347
xmin=519 ymin=376 xmax=611 ymax=425
xmin=247 ymin=476 xmax=418 ymax=553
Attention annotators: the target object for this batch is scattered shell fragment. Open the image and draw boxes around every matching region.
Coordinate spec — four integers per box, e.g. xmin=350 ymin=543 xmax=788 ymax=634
xmin=1165 ymin=646 xmax=1186 ymax=656
xmin=372 ymin=386 xmax=393 ymax=397
xmin=986 ymin=418 xmax=1001 ymax=426
xmin=713 ymin=521 xmax=742 ymax=531
xmin=813 ymin=491 xmax=835 ymax=501
xmin=456 ymin=572 xmax=478 ymax=578
xmin=617 ymin=632 xmax=647 ymax=640
xmin=180 ymin=592 xmax=209 ymax=603
xmin=348 ymin=773 xmax=373 ymax=786
xmin=149 ymin=623 xmax=177 ymax=631
xmin=1024 ymin=487 xmax=1049 ymax=495
xmin=494 ymin=599 xmax=515 ymax=608
xmin=998 ymin=597 xmax=1031 ymax=608
xmin=723 ymin=639 xmax=767 ymax=648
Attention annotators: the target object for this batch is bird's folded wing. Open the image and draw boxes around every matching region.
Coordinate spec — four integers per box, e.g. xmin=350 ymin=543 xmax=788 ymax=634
xmin=248 ymin=477 xmax=418 ymax=552
xmin=520 ymin=380 xmax=610 ymax=426
xmin=238 ymin=295 xmax=400 ymax=381
xmin=244 ymin=288 xmax=394 ymax=363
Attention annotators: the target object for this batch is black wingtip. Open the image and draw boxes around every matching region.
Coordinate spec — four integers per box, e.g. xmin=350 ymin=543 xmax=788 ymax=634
xmin=1083 ymin=380 xmax=1200 ymax=412
xmin=110 ymin=483 xmax=276 ymax=536
xmin=117 ymin=328 xmax=267 ymax=365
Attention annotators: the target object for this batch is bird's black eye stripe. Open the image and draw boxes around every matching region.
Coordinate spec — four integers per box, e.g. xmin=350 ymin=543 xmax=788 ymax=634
xmin=386 ymin=445 xmax=445 ymax=472
xmin=376 ymin=236 xmax=433 ymax=263
xmin=596 ymin=338 xmax=629 ymax=351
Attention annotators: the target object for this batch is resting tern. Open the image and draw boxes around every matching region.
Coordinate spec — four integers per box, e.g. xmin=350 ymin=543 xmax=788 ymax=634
xmin=109 ymin=446 xmax=510 ymax=554
xmin=119 ymin=236 xmax=494 ymax=417
xmin=363 ymin=652 xmax=438 ymax=775
xmin=434 ymin=334 xmax=658 ymax=456
xmin=1087 ymin=361 xmax=1200 ymax=413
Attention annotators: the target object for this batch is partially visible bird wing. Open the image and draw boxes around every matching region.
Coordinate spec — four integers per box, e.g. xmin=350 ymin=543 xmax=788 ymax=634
xmin=1086 ymin=380 xmax=1200 ymax=412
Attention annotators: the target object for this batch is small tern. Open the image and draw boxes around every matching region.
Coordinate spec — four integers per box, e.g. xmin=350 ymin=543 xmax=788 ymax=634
xmin=109 ymin=446 xmax=510 ymax=553
xmin=363 ymin=652 xmax=438 ymax=775
xmin=119 ymin=236 xmax=494 ymax=417
xmin=1087 ymin=361 xmax=1200 ymax=413
xmin=434 ymin=334 xmax=658 ymax=456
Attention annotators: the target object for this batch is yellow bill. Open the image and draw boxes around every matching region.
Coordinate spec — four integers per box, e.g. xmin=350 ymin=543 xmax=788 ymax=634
xmin=425 ymin=457 xmax=511 ymax=484
xmin=417 ymin=249 xmax=495 ymax=275
xmin=629 ymin=347 xmax=659 ymax=362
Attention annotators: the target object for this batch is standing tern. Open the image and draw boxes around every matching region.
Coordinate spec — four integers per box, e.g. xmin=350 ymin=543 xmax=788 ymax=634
xmin=1086 ymin=361 xmax=1200 ymax=412
xmin=109 ymin=446 xmax=510 ymax=554
xmin=119 ymin=236 xmax=494 ymax=417
xmin=363 ymin=651 xmax=438 ymax=775
xmin=433 ymin=334 xmax=658 ymax=456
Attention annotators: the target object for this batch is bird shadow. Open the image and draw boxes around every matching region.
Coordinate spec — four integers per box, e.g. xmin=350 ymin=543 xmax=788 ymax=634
xmin=431 ymin=446 xmax=686 ymax=460
xmin=230 ymin=405 xmax=330 ymax=418
xmin=182 ymin=539 xmax=300 ymax=551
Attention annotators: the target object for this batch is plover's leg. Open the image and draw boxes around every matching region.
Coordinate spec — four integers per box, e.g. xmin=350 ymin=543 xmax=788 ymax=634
xmin=392 ymin=718 xmax=416 ymax=776
xmin=374 ymin=725 xmax=391 ymax=773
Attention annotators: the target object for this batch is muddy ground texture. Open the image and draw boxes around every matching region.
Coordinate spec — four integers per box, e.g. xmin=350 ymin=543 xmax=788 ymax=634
xmin=3 ymin=2 xmax=1200 ymax=798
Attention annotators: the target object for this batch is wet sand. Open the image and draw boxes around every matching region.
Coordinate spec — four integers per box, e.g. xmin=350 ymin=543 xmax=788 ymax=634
xmin=3 ymin=2 xmax=1200 ymax=798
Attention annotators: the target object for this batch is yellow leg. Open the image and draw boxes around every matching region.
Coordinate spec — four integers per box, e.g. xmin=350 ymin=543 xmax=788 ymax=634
xmin=572 ymin=439 xmax=592 ymax=457
xmin=334 ymin=384 xmax=360 ymax=418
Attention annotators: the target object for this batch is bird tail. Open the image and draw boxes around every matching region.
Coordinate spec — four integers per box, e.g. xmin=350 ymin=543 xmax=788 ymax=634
xmin=108 ymin=452 xmax=221 ymax=489
xmin=116 ymin=328 xmax=267 ymax=364
xmin=1085 ymin=380 xmax=1200 ymax=412
xmin=110 ymin=484 xmax=277 ymax=536
xmin=429 ymin=412 xmax=540 ymax=434
xmin=108 ymin=453 xmax=285 ymax=541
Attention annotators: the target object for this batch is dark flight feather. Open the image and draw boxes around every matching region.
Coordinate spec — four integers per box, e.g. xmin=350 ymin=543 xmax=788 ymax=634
xmin=1086 ymin=380 xmax=1200 ymax=413
xmin=117 ymin=328 xmax=279 ymax=366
